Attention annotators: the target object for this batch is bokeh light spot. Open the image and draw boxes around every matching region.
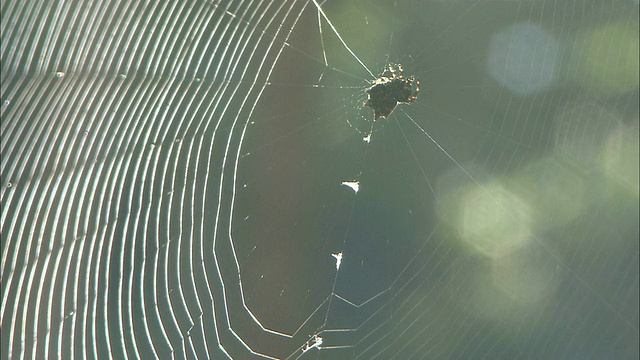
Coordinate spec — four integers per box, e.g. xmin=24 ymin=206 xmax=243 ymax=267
xmin=602 ymin=122 xmax=640 ymax=198
xmin=554 ymin=102 xmax=623 ymax=172
xmin=572 ymin=20 xmax=639 ymax=94
xmin=487 ymin=22 xmax=560 ymax=96
xmin=513 ymin=157 xmax=587 ymax=229
xmin=459 ymin=182 xmax=532 ymax=258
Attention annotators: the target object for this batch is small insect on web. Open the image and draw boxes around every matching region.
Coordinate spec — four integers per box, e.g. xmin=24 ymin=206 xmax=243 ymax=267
xmin=364 ymin=63 xmax=420 ymax=121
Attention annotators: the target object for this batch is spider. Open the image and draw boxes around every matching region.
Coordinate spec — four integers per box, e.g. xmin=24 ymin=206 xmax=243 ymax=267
xmin=364 ymin=64 xmax=420 ymax=121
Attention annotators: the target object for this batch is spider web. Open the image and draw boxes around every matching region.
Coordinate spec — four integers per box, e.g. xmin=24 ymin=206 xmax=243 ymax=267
xmin=1 ymin=0 xmax=638 ymax=359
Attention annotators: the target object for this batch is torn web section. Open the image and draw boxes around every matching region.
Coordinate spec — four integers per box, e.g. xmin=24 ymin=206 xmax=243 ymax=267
xmin=228 ymin=3 xmax=372 ymax=357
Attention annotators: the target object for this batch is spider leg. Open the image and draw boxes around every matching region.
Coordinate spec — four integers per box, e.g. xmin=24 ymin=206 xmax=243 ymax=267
xmin=406 ymin=76 xmax=420 ymax=105
xmin=409 ymin=78 xmax=420 ymax=104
